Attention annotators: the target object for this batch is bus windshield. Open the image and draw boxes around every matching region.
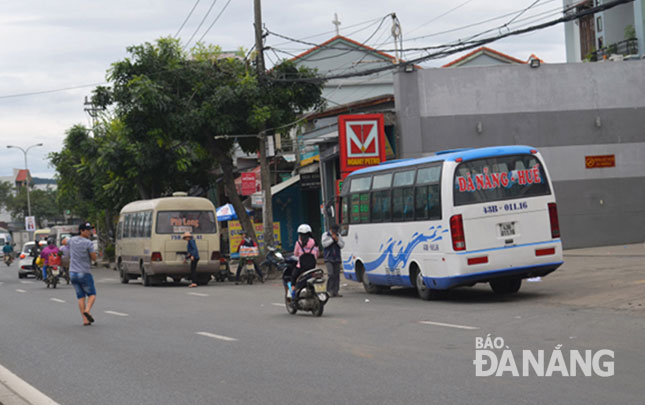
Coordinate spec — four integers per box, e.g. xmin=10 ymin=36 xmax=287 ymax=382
xmin=156 ymin=211 xmax=217 ymax=234
xmin=453 ymin=154 xmax=551 ymax=206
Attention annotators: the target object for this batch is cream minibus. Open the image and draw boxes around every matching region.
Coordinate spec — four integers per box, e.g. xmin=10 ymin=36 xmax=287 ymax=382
xmin=116 ymin=193 xmax=220 ymax=286
xmin=339 ymin=145 xmax=563 ymax=299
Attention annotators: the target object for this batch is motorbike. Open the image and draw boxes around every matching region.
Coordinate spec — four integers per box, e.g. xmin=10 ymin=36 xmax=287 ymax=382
xmin=214 ymin=256 xmax=232 ymax=282
xmin=45 ymin=254 xmax=62 ymax=289
xmin=4 ymin=254 xmax=13 ymax=266
xmin=239 ymin=246 xmax=260 ymax=285
xmin=267 ymin=247 xmax=328 ymax=317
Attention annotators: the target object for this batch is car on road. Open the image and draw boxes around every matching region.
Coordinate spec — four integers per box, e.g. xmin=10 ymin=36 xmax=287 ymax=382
xmin=18 ymin=241 xmax=37 ymax=279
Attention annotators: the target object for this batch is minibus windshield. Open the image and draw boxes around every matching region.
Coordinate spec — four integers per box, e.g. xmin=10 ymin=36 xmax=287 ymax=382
xmin=453 ymin=154 xmax=551 ymax=206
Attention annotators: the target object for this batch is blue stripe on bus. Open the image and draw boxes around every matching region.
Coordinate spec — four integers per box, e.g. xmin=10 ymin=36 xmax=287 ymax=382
xmin=455 ymin=239 xmax=561 ymax=255
xmin=359 ymin=261 xmax=562 ymax=290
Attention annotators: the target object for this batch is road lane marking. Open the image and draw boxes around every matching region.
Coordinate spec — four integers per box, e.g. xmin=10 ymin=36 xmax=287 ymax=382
xmin=20 ymin=280 xmax=34 ymax=284
xmin=97 ymin=278 xmax=117 ymax=283
xmin=196 ymin=332 xmax=238 ymax=342
xmin=419 ymin=321 xmax=480 ymax=330
xmin=50 ymin=298 xmax=66 ymax=303
xmin=0 ymin=362 xmax=60 ymax=405
xmin=16 ymin=289 xmax=26 ymax=293
xmin=271 ymin=303 xmax=284 ymax=307
xmin=104 ymin=310 xmax=129 ymax=317
xmin=188 ymin=292 xmax=209 ymax=297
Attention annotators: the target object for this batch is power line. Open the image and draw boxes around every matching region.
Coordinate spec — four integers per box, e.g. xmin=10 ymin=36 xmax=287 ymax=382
xmin=405 ymin=0 xmax=558 ymax=42
xmin=174 ymin=0 xmax=202 ymax=38
xmin=0 ymin=82 xmax=107 ymax=100
xmin=196 ymin=0 xmax=233 ymax=44
xmin=270 ymin=0 xmax=634 ymax=83
xmin=183 ymin=0 xmax=219 ymax=50
xmin=407 ymin=0 xmax=477 ymax=36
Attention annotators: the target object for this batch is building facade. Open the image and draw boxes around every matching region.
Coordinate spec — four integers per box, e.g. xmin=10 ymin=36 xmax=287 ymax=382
xmin=394 ymin=60 xmax=645 ymax=248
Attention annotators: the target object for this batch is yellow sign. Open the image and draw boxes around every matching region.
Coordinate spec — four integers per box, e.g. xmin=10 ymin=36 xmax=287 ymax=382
xmin=228 ymin=221 xmax=281 ymax=253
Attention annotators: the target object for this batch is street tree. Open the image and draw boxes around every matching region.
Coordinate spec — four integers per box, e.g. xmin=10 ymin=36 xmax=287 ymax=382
xmin=91 ymin=37 xmax=323 ymax=245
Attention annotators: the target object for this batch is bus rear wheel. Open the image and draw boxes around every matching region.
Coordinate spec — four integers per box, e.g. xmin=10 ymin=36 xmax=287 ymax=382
xmin=141 ymin=268 xmax=152 ymax=287
xmin=413 ymin=266 xmax=439 ymax=301
xmin=360 ymin=269 xmax=379 ymax=294
xmin=490 ymin=277 xmax=522 ymax=294
xmin=118 ymin=261 xmax=128 ymax=284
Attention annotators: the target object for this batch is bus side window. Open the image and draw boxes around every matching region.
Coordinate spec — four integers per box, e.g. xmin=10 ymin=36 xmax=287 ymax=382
xmin=116 ymin=222 xmax=122 ymax=240
xmin=371 ymin=190 xmax=391 ymax=222
xmin=393 ymin=188 xmax=414 ymax=221
xmin=146 ymin=211 xmax=152 ymax=237
xmin=359 ymin=193 xmax=370 ymax=223
xmin=124 ymin=214 xmax=131 ymax=238
xmin=350 ymin=194 xmax=361 ymax=224
xmin=138 ymin=212 xmax=145 ymax=237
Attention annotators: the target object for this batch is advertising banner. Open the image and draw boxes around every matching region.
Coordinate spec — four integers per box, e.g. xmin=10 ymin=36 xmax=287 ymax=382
xmin=339 ymin=113 xmax=386 ymax=178
xmin=228 ymin=221 xmax=281 ymax=253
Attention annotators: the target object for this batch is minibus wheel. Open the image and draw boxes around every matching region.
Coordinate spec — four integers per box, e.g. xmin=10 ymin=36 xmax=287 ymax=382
xmin=141 ymin=267 xmax=152 ymax=287
xmin=118 ymin=261 xmax=128 ymax=284
xmin=490 ymin=277 xmax=521 ymax=294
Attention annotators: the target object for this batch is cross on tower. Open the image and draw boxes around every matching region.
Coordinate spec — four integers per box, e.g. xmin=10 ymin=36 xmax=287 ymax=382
xmin=332 ymin=13 xmax=341 ymax=35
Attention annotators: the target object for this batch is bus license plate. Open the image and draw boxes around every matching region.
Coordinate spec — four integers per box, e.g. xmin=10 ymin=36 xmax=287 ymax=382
xmin=499 ymin=222 xmax=515 ymax=237
xmin=314 ymin=283 xmax=326 ymax=293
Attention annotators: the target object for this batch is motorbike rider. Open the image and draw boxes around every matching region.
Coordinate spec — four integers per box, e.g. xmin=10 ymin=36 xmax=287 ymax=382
xmin=60 ymin=237 xmax=70 ymax=279
xmin=3 ymin=241 xmax=13 ymax=264
xmin=31 ymin=239 xmax=46 ymax=277
xmin=40 ymin=237 xmax=60 ymax=281
xmin=290 ymin=224 xmax=319 ymax=298
xmin=234 ymin=231 xmax=264 ymax=284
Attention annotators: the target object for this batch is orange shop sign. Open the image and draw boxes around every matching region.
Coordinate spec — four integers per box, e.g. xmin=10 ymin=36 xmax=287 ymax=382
xmin=585 ymin=155 xmax=615 ymax=169
xmin=339 ymin=114 xmax=386 ymax=176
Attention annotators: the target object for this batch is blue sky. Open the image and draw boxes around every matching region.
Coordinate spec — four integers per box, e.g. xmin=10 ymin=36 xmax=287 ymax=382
xmin=0 ymin=0 xmax=566 ymax=178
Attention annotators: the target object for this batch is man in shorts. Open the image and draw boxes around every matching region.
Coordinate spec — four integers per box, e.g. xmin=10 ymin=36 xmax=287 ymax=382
xmin=69 ymin=222 xmax=98 ymax=326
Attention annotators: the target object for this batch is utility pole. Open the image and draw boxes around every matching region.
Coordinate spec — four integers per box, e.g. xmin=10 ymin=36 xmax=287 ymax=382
xmin=254 ymin=0 xmax=275 ymax=249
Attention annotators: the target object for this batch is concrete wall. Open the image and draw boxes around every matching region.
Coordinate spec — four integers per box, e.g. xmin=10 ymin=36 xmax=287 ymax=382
xmin=394 ymin=61 xmax=645 ymax=248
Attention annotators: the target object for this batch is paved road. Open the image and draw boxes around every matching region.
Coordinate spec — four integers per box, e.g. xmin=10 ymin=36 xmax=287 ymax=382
xmin=0 ymin=246 xmax=643 ymax=405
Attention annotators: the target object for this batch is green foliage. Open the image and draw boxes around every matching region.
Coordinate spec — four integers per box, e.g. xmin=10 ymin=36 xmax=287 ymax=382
xmin=2 ymin=185 xmax=60 ymax=227
xmin=625 ymin=24 xmax=636 ymax=40
xmin=52 ymin=36 xmax=324 ymax=250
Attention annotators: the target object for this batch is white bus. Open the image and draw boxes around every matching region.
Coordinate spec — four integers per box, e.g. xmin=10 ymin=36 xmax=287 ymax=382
xmin=339 ymin=145 xmax=563 ymax=299
xmin=115 ymin=193 xmax=220 ymax=286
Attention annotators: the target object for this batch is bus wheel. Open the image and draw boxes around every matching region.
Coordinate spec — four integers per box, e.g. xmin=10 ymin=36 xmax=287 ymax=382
xmin=360 ymin=266 xmax=380 ymax=294
xmin=414 ymin=267 xmax=437 ymax=301
xmin=142 ymin=268 xmax=152 ymax=287
xmin=490 ymin=277 xmax=521 ymax=294
xmin=118 ymin=261 xmax=128 ymax=284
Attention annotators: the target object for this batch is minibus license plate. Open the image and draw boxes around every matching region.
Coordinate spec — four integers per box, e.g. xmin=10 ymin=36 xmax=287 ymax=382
xmin=499 ymin=222 xmax=515 ymax=237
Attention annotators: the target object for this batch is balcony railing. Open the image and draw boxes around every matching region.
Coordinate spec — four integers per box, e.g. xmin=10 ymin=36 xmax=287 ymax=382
xmin=589 ymin=39 xmax=638 ymax=61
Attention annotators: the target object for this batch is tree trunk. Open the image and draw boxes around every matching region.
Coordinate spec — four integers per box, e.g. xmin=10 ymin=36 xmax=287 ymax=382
xmin=208 ymin=142 xmax=259 ymax=248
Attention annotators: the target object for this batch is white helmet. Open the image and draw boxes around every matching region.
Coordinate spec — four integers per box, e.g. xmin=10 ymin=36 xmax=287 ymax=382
xmin=297 ymin=224 xmax=312 ymax=234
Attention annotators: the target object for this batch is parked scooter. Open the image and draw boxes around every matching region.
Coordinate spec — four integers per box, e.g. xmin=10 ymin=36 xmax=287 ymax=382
xmin=4 ymin=254 xmax=13 ymax=266
xmin=269 ymin=247 xmax=328 ymax=317
xmin=214 ymin=255 xmax=232 ymax=282
xmin=239 ymin=246 xmax=260 ymax=285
